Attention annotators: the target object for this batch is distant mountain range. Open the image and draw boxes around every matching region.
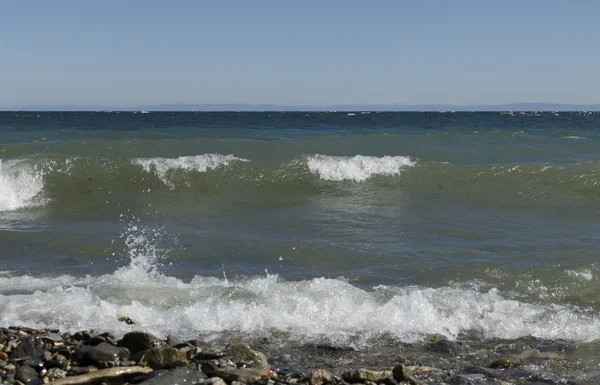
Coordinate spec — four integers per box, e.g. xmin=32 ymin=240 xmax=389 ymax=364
xmin=2 ymin=103 xmax=600 ymax=112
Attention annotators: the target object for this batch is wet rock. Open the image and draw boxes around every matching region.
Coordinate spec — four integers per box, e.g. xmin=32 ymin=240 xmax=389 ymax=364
xmin=489 ymin=357 xmax=521 ymax=368
xmin=135 ymin=367 xmax=208 ymax=385
xmin=47 ymin=366 xmax=152 ymax=385
xmin=89 ymin=342 xmax=130 ymax=362
xmin=69 ymin=366 xmax=99 ymax=375
xmin=45 ymin=367 xmax=68 ymax=381
xmin=392 ymin=365 xmax=419 ymax=385
xmin=16 ymin=364 xmax=39 ymax=383
xmin=71 ymin=331 xmax=93 ymax=343
xmin=527 ymin=370 xmax=574 ymax=384
xmin=202 ymin=362 xmax=268 ymax=382
xmin=134 ymin=347 xmax=187 ymax=369
xmin=117 ymin=316 xmax=136 ymax=325
xmin=118 ymin=331 xmax=168 ymax=355
xmin=226 ymin=344 xmax=269 ymax=369
xmin=462 ymin=366 xmax=502 ymax=379
xmin=309 ymin=368 xmax=333 ymax=385
xmin=129 ymin=368 xmax=168 ymax=383
xmin=45 ymin=332 xmax=64 ymax=342
xmin=452 ymin=373 xmax=488 ymax=384
xmin=45 ymin=359 xmax=68 ymax=369
xmin=9 ymin=335 xmax=44 ymax=360
xmin=0 ymin=351 xmax=8 ymax=360
xmin=23 ymin=357 xmax=44 ymax=370
xmin=200 ymin=377 xmax=228 ymax=385
xmin=343 ymin=369 xmax=393 ymax=382
xmin=428 ymin=339 xmax=463 ymax=356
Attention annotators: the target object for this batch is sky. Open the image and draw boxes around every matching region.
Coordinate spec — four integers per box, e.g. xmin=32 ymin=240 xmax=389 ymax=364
xmin=1 ymin=0 xmax=599 ymax=107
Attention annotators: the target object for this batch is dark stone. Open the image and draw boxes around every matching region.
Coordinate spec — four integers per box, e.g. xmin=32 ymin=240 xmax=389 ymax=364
xmin=9 ymin=335 xmax=44 ymax=360
xmin=135 ymin=367 xmax=207 ymax=385
xmin=72 ymin=330 xmax=93 ymax=342
xmin=429 ymin=339 xmax=463 ymax=355
xmin=129 ymin=369 xmax=168 ymax=384
xmin=89 ymin=342 xmax=130 ymax=362
xmin=118 ymin=331 xmax=168 ymax=355
xmin=23 ymin=357 xmax=44 ymax=370
xmin=74 ymin=345 xmax=94 ymax=364
xmin=88 ymin=335 xmax=108 ymax=345
xmin=16 ymin=364 xmax=39 ymax=383
xmin=118 ymin=316 xmax=136 ymax=325
xmin=44 ymin=359 xmax=68 ymax=369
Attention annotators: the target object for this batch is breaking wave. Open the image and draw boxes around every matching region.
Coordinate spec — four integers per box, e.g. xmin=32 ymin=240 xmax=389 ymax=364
xmin=307 ymin=155 xmax=416 ymax=181
xmin=132 ymin=154 xmax=249 ymax=188
xmin=0 ymin=159 xmax=47 ymax=212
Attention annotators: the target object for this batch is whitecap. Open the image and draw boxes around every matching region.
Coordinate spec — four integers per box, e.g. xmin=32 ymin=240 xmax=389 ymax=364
xmin=307 ymin=154 xmax=415 ymax=182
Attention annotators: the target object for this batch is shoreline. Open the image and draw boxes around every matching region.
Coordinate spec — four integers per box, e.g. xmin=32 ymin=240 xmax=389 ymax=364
xmin=0 ymin=325 xmax=595 ymax=384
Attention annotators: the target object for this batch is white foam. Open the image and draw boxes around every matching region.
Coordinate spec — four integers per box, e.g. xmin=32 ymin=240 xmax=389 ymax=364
xmin=132 ymin=154 xmax=249 ymax=188
xmin=307 ymin=155 xmax=415 ymax=181
xmin=1 ymin=268 xmax=599 ymax=344
xmin=0 ymin=159 xmax=46 ymax=212
xmin=566 ymin=269 xmax=594 ymax=281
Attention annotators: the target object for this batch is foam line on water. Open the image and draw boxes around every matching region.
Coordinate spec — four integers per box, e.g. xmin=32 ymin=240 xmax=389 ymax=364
xmin=1 ymin=269 xmax=599 ymax=345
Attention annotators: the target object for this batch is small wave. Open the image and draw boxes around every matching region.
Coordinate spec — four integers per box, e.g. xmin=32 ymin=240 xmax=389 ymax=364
xmin=132 ymin=154 xmax=249 ymax=188
xmin=0 ymin=159 xmax=47 ymax=212
xmin=566 ymin=269 xmax=594 ymax=281
xmin=307 ymin=155 xmax=416 ymax=182
xmin=561 ymin=136 xmax=588 ymax=140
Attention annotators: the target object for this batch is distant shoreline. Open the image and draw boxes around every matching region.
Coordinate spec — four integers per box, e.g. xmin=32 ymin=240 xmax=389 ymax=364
xmin=2 ymin=103 xmax=600 ymax=112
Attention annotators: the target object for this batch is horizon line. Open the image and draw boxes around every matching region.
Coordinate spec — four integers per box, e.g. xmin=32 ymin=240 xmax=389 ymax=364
xmin=2 ymin=102 xmax=600 ymax=112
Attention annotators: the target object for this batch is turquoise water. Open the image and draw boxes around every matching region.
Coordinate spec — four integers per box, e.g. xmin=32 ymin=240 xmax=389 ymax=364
xmin=1 ymin=111 xmax=600 ymax=343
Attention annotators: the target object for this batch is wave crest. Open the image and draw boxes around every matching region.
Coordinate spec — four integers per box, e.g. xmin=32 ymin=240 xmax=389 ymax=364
xmin=0 ymin=159 xmax=47 ymax=212
xmin=132 ymin=154 xmax=249 ymax=188
xmin=307 ymin=155 xmax=416 ymax=181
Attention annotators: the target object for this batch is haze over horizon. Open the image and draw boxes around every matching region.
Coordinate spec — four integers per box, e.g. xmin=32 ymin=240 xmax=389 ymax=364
xmin=2 ymin=0 xmax=599 ymax=107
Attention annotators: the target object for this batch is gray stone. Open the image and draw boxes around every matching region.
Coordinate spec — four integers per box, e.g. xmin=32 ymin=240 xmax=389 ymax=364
xmin=118 ymin=331 xmax=168 ymax=355
xmin=136 ymin=367 xmax=208 ymax=385
xmin=226 ymin=344 xmax=269 ymax=369
xmin=428 ymin=339 xmax=463 ymax=355
xmin=16 ymin=364 xmax=39 ymax=383
xmin=45 ymin=366 xmax=152 ymax=385
xmin=200 ymin=377 xmax=228 ymax=385
xmin=44 ymin=332 xmax=64 ymax=342
xmin=133 ymin=347 xmax=187 ymax=369
xmin=45 ymin=367 xmax=68 ymax=381
xmin=453 ymin=374 xmax=489 ymax=384
xmin=343 ymin=369 xmax=393 ymax=383
xmin=201 ymin=363 xmax=267 ymax=383
xmin=89 ymin=342 xmax=130 ymax=362
xmin=9 ymin=335 xmax=44 ymax=360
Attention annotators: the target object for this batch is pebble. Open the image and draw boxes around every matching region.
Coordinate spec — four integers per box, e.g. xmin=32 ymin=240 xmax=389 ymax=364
xmin=0 ymin=325 xmax=590 ymax=385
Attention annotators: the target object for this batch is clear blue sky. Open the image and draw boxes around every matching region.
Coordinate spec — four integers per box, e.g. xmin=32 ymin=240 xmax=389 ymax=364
xmin=1 ymin=0 xmax=599 ymax=107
